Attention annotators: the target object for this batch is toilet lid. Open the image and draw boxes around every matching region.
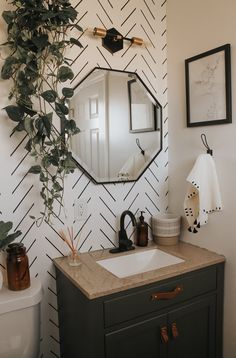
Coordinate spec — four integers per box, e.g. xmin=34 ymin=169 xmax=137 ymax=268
xmin=0 ymin=278 xmax=43 ymax=315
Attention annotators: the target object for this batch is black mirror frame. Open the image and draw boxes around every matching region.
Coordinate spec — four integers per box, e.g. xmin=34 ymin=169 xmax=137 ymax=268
xmin=65 ymin=67 xmax=163 ymax=185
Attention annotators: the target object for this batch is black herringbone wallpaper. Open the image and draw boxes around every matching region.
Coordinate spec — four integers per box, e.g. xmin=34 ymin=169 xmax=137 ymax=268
xmin=0 ymin=0 xmax=167 ymax=356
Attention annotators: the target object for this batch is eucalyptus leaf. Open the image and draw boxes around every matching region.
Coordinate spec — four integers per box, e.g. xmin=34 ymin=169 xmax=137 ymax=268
xmin=1 ymin=56 xmax=19 ymax=80
xmin=72 ymin=127 xmax=80 ymax=135
xmin=49 ymin=149 xmax=60 ymax=166
xmin=67 ymin=23 xmax=83 ymax=32
xmin=41 ymin=90 xmax=57 ymax=103
xmin=64 ymin=156 xmax=77 ymax=171
xmin=3 ymin=105 xmax=25 ymax=122
xmin=0 ymin=221 xmax=13 ymax=239
xmin=42 ymin=156 xmax=51 ymax=169
xmin=30 ymin=151 xmax=38 ymax=158
xmin=29 ymin=165 xmax=41 ymax=174
xmin=1 ymin=231 xmax=22 ymax=248
xmin=25 ymin=139 xmax=32 ymax=152
xmin=65 ymin=119 xmax=78 ymax=133
xmin=40 ymin=191 xmax=46 ymax=200
xmin=57 ymin=66 xmax=74 ymax=82
xmin=62 ymin=87 xmax=74 ymax=98
xmin=31 ymin=34 xmax=49 ymax=51
xmin=17 ymin=95 xmax=33 ymax=108
xmin=41 ymin=11 xmax=58 ymax=21
xmin=20 ymin=105 xmax=37 ymax=117
xmin=33 ymin=133 xmax=42 ymax=145
xmin=56 ymin=7 xmax=77 ymax=22
xmin=40 ymin=172 xmax=48 ymax=182
xmin=24 ymin=116 xmax=34 ymax=134
xmin=62 ymin=7 xmax=77 ymax=21
xmin=19 ymin=83 xmax=35 ymax=96
xmin=70 ymin=37 xmax=83 ymax=48
xmin=53 ymin=181 xmax=63 ymax=192
xmin=35 ymin=117 xmax=44 ymax=136
xmin=2 ymin=11 xmax=15 ymax=25
xmin=42 ymin=113 xmax=53 ymax=138
xmin=55 ymin=102 xmax=69 ymax=116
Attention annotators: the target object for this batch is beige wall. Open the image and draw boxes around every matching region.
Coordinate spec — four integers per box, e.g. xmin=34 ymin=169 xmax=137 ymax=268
xmin=167 ymin=1 xmax=236 ymax=357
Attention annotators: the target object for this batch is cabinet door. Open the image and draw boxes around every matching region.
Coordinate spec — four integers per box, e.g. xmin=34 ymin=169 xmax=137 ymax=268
xmin=105 ymin=314 xmax=167 ymax=358
xmin=168 ymin=296 xmax=216 ymax=358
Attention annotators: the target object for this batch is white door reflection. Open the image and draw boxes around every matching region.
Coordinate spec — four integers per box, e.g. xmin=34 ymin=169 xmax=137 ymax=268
xmin=70 ymin=75 xmax=108 ymax=178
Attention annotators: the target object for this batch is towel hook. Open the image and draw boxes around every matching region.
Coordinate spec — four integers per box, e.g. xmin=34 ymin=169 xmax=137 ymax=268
xmin=201 ymin=133 xmax=213 ymax=156
xmin=136 ymin=138 xmax=145 ymax=155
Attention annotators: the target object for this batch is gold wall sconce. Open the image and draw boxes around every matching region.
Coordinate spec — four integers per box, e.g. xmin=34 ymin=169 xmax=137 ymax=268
xmin=93 ymin=27 xmax=144 ymax=54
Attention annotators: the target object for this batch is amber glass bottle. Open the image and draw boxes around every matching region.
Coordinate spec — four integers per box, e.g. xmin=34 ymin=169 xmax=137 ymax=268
xmin=136 ymin=211 xmax=148 ymax=247
xmin=6 ymin=243 xmax=30 ymax=291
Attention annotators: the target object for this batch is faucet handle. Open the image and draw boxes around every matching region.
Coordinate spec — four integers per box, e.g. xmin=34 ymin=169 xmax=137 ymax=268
xmin=119 ymin=231 xmax=134 ymax=251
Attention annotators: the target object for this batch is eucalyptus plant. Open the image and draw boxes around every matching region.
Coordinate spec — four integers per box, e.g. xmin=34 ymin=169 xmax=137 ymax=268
xmin=1 ymin=0 xmax=82 ymax=223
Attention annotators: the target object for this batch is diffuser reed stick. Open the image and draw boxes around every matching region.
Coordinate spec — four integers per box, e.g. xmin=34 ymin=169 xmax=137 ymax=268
xmin=59 ymin=227 xmax=80 ymax=266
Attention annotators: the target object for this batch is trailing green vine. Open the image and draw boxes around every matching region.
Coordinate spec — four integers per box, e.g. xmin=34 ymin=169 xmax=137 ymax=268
xmin=1 ymin=0 xmax=82 ymax=224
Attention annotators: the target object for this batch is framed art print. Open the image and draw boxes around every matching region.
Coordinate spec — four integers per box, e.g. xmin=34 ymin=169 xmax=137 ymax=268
xmin=185 ymin=44 xmax=232 ymax=127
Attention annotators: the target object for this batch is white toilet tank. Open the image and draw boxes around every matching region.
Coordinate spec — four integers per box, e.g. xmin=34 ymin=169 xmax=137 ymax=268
xmin=0 ymin=278 xmax=43 ymax=358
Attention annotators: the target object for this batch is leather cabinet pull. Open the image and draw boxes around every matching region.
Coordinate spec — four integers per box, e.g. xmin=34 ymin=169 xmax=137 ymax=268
xmin=171 ymin=322 xmax=179 ymax=339
xmin=160 ymin=326 xmax=169 ymax=344
xmin=151 ymin=284 xmax=184 ymax=301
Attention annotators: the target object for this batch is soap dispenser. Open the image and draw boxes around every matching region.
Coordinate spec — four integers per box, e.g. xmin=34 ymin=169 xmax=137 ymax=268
xmin=136 ymin=211 xmax=148 ymax=247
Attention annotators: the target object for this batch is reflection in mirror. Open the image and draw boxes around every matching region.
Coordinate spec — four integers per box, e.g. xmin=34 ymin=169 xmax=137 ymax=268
xmin=68 ymin=68 xmax=162 ymax=183
xmin=128 ymin=79 xmax=159 ymax=133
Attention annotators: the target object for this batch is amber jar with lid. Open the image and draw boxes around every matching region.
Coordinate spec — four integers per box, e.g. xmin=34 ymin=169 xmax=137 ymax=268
xmin=6 ymin=243 xmax=31 ymax=291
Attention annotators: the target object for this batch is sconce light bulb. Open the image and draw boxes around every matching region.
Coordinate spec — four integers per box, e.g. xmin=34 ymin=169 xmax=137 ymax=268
xmin=93 ymin=27 xmax=107 ymax=38
xmin=131 ymin=37 xmax=144 ymax=46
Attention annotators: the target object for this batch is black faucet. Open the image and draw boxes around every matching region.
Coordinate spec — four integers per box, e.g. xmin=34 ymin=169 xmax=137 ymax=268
xmin=110 ymin=210 xmax=136 ymax=253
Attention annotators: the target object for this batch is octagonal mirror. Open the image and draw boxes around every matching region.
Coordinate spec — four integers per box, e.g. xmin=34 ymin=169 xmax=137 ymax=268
xmin=68 ymin=67 xmax=162 ymax=183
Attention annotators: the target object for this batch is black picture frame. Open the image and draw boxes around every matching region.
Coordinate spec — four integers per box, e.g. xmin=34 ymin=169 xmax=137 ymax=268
xmin=128 ymin=79 xmax=158 ymax=133
xmin=185 ymin=44 xmax=232 ymax=127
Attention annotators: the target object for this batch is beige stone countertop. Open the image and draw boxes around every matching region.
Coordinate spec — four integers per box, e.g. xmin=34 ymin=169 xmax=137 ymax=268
xmin=53 ymin=241 xmax=225 ymax=300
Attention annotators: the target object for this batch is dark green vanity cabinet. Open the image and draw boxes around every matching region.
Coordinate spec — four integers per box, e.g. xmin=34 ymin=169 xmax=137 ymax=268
xmin=55 ymin=263 xmax=224 ymax=358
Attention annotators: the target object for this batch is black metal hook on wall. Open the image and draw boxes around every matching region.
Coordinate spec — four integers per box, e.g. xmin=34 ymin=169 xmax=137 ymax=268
xmin=136 ymin=138 xmax=145 ymax=155
xmin=201 ymin=133 xmax=213 ymax=156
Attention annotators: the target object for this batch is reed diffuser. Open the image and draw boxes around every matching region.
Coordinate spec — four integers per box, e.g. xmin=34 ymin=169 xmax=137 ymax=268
xmin=59 ymin=227 xmax=80 ymax=266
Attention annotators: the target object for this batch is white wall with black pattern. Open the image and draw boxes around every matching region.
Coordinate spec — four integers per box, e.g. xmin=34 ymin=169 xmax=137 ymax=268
xmin=0 ymin=0 xmax=168 ymax=356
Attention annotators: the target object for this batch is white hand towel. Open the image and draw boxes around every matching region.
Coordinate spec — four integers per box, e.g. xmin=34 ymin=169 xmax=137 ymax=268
xmin=184 ymin=154 xmax=222 ymax=233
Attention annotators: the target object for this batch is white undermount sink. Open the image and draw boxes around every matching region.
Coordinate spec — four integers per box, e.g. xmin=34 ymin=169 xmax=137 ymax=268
xmin=96 ymin=248 xmax=185 ymax=278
